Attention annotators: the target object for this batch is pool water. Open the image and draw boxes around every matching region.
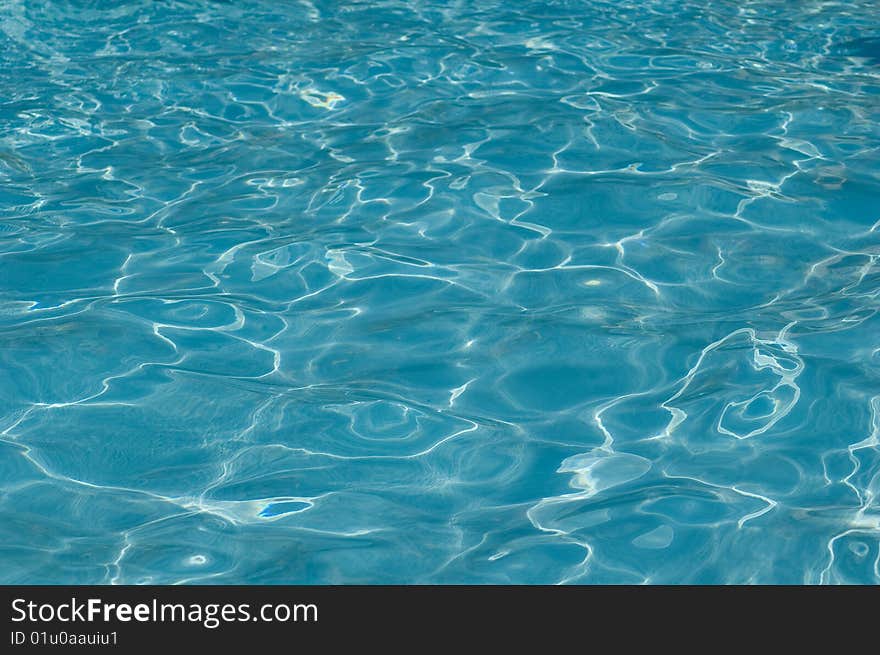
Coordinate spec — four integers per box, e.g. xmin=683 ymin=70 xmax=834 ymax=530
xmin=1 ymin=0 xmax=879 ymax=584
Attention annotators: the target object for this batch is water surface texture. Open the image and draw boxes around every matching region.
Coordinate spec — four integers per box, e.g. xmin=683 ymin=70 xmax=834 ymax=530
xmin=2 ymin=0 xmax=880 ymax=584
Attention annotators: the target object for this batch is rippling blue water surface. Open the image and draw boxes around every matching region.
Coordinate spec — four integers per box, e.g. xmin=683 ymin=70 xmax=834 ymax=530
xmin=2 ymin=0 xmax=879 ymax=584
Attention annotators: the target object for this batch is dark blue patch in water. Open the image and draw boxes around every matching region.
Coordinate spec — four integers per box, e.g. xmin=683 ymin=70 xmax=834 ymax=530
xmin=259 ymin=501 xmax=310 ymax=518
xmin=836 ymin=36 xmax=880 ymax=63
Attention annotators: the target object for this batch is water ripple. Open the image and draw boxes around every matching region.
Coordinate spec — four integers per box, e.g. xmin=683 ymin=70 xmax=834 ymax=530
xmin=1 ymin=0 xmax=879 ymax=584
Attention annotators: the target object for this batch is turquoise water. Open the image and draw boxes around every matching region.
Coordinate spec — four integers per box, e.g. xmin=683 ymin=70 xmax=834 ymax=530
xmin=1 ymin=0 xmax=879 ymax=585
